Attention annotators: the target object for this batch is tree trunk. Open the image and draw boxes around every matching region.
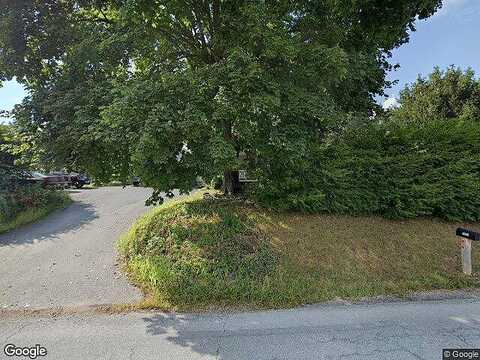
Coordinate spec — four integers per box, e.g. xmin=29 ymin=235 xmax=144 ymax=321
xmin=222 ymin=117 xmax=241 ymax=196
xmin=223 ymin=170 xmax=240 ymax=195
xmin=223 ymin=170 xmax=233 ymax=195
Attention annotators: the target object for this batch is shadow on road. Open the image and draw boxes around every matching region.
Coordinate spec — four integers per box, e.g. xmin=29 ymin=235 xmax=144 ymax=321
xmin=0 ymin=201 xmax=98 ymax=247
xmin=143 ymin=313 xmax=220 ymax=358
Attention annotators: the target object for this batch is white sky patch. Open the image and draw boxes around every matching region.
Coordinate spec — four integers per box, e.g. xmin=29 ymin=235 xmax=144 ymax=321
xmin=432 ymin=0 xmax=467 ymax=18
xmin=383 ymin=97 xmax=400 ymax=110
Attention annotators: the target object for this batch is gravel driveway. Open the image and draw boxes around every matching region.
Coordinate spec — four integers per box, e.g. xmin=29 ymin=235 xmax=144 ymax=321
xmin=0 ymin=186 xmax=161 ymax=310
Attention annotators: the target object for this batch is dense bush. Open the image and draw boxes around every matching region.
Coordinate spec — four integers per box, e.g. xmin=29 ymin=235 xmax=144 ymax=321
xmin=0 ymin=166 xmax=24 ymax=221
xmin=210 ymin=175 xmax=223 ymax=190
xmin=254 ymin=118 xmax=480 ymax=221
xmin=0 ymin=166 xmax=70 ymax=224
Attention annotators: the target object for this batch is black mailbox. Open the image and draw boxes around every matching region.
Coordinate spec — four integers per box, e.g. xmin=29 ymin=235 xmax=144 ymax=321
xmin=456 ymin=227 xmax=480 ymax=241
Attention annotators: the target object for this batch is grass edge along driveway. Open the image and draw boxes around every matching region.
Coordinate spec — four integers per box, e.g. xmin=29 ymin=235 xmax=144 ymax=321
xmin=118 ymin=191 xmax=480 ymax=312
xmin=0 ymin=191 xmax=72 ymax=234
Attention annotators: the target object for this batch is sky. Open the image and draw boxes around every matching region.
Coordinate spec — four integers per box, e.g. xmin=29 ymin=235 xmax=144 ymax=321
xmin=382 ymin=0 xmax=480 ymax=108
xmin=0 ymin=0 xmax=479 ymax=122
xmin=0 ymin=79 xmax=25 ymax=123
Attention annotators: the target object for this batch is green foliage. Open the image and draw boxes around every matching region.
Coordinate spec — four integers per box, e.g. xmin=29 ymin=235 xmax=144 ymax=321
xmin=211 ymin=175 xmax=223 ymax=190
xmin=394 ymin=66 xmax=480 ymax=122
xmin=0 ymin=0 xmax=442 ymax=197
xmin=255 ymin=118 xmax=480 ymax=221
xmin=0 ymin=165 xmax=25 ymax=192
xmin=0 ymin=123 xmax=38 ymax=168
xmin=119 ymin=196 xmax=277 ymax=307
xmin=0 ymin=124 xmax=14 ymax=165
xmin=120 ymin=193 xmax=479 ymax=310
xmin=0 ymin=190 xmax=71 ymax=234
xmin=0 ymin=165 xmax=71 ymax=228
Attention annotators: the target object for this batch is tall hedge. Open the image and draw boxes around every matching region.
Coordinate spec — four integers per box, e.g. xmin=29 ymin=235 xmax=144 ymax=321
xmin=255 ymin=118 xmax=480 ymax=221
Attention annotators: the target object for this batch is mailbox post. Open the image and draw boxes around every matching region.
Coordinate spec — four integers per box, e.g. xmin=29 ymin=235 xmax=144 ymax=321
xmin=456 ymin=227 xmax=480 ymax=275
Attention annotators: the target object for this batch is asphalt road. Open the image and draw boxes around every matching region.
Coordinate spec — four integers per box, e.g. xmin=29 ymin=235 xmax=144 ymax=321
xmin=1 ymin=299 xmax=480 ymax=359
xmin=0 ymin=186 xmax=159 ymax=309
xmin=2 ymin=187 xmax=480 ymax=359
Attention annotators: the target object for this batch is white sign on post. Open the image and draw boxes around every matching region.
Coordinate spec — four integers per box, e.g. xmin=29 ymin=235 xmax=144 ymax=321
xmin=462 ymin=239 xmax=472 ymax=275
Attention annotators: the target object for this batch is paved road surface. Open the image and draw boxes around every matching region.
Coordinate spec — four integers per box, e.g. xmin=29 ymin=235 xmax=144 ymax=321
xmin=2 ymin=187 xmax=480 ymax=359
xmin=0 ymin=187 xmax=158 ymax=309
xmin=2 ymin=299 xmax=480 ymax=359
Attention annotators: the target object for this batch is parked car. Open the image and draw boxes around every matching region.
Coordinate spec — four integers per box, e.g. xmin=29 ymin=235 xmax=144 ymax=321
xmin=50 ymin=171 xmax=73 ymax=185
xmin=24 ymin=171 xmax=69 ymax=188
xmin=70 ymin=173 xmax=91 ymax=189
xmin=132 ymin=176 xmax=141 ymax=187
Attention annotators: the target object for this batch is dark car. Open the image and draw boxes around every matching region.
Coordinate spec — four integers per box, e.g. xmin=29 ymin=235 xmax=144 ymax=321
xmin=132 ymin=176 xmax=141 ymax=187
xmin=70 ymin=173 xmax=91 ymax=189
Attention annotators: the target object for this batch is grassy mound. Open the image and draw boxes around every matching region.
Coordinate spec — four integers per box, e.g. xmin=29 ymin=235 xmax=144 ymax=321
xmin=118 ymin=194 xmax=277 ymax=309
xmin=119 ymin=193 xmax=480 ymax=311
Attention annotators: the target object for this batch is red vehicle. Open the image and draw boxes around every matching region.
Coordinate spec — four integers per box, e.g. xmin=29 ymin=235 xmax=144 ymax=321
xmin=25 ymin=171 xmax=70 ymax=188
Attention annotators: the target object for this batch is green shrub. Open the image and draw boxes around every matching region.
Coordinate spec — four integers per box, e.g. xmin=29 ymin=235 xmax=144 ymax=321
xmin=119 ymin=197 xmax=277 ymax=307
xmin=210 ymin=175 xmax=223 ymax=190
xmin=0 ymin=166 xmax=71 ymax=228
xmin=254 ymin=118 xmax=480 ymax=221
xmin=0 ymin=193 xmax=9 ymax=222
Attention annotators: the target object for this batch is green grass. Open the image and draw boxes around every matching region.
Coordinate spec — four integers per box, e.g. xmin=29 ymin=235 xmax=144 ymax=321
xmin=119 ymin=192 xmax=480 ymax=311
xmin=0 ymin=192 xmax=72 ymax=234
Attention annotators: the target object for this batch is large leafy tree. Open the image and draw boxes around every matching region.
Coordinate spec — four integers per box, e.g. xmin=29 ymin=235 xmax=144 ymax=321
xmin=0 ymin=121 xmax=39 ymax=168
xmin=0 ymin=0 xmax=442 ymax=199
xmin=0 ymin=124 xmax=14 ymax=165
xmin=394 ymin=66 xmax=480 ymax=122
